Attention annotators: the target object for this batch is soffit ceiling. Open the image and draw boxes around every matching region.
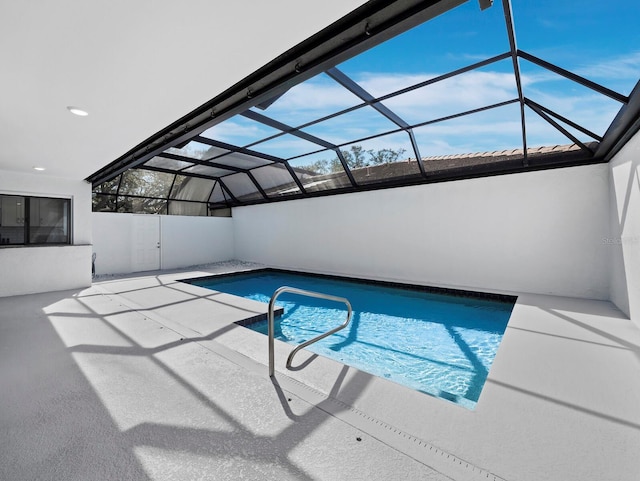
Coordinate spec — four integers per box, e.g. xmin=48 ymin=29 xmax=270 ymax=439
xmin=0 ymin=0 xmax=368 ymax=180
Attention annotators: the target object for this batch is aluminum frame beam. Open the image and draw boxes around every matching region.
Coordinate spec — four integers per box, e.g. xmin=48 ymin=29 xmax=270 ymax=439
xmin=325 ymin=67 xmax=426 ymax=175
xmin=501 ymin=0 xmax=528 ymax=165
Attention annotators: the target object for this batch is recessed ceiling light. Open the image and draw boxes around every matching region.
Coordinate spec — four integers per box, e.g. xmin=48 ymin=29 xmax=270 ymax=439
xmin=67 ymin=106 xmax=89 ymax=116
xmin=33 ymin=166 xmax=46 ymax=171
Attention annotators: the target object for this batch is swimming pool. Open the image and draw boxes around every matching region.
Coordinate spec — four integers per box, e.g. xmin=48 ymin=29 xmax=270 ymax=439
xmin=189 ymin=270 xmax=515 ymax=409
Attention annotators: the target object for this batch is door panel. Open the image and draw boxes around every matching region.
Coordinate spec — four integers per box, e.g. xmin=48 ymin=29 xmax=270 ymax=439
xmin=132 ymin=215 xmax=160 ymax=272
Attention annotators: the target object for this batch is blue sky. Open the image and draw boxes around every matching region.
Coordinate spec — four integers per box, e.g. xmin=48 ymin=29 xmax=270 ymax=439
xmin=199 ymin=0 xmax=639 ymax=164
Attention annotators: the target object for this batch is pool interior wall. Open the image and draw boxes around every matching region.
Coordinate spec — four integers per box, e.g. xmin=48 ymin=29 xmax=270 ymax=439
xmin=183 ymin=268 xmax=518 ymax=303
xmin=185 ymin=269 xmax=517 ymax=409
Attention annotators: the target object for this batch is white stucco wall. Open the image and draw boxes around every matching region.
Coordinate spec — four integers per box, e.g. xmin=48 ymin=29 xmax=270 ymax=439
xmin=608 ymin=129 xmax=640 ymax=322
xmin=92 ymin=213 xmax=235 ymax=275
xmin=0 ymin=170 xmax=92 ymax=296
xmin=0 ymin=245 xmax=92 ymax=297
xmin=160 ymin=215 xmax=235 ymax=270
xmin=233 ymin=163 xmax=610 ymax=300
xmin=92 ymin=212 xmax=133 ymax=275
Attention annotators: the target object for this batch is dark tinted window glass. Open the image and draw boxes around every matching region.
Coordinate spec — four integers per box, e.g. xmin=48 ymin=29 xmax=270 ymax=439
xmin=0 ymin=196 xmax=26 ymax=245
xmin=170 ymin=176 xmax=215 ymax=202
xmin=29 ymin=198 xmax=70 ymax=244
xmin=1 ymin=195 xmax=70 ymax=246
xmin=120 ymin=169 xmax=174 ymax=198
xmin=221 ymin=173 xmax=265 ymax=202
xmin=288 ymin=152 xmax=353 ymax=192
xmin=117 ymin=196 xmax=167 ymax=214
xmin=92 ymin=193 xmax=117 ymax=212
xmin=251 ymin=164 xmax=300 ymax=198
xmin=168 ymin=201 xmax=207 ymax=216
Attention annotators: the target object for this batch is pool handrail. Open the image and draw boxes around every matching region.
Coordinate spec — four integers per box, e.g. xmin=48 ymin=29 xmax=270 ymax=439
xmin=267 ymin=286 xmax=352 ymax=377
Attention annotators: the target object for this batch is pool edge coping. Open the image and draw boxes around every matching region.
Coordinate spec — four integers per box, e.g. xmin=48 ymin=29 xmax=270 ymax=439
xmin=180 ymin=267 xmax=518 ymax=304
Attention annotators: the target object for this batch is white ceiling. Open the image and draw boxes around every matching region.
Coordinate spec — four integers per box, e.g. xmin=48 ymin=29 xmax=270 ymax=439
xmin=0 ymin=0 xmax=367 ymax=181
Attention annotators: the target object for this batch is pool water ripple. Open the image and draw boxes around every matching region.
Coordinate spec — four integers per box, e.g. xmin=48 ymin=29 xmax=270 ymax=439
xmin=190 ymin=271 xmax=515 ymax=409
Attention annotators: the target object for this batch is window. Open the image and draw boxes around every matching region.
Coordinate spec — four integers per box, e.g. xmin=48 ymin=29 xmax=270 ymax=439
xmin=91 ymin=170 xmax=222 ymax=216
xmin=0 ymin=195 xmax=71 ymax=246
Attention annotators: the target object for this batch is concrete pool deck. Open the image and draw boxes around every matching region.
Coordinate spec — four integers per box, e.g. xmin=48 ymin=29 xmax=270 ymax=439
xmin=2 ymin=261 xmax=639 ymax=480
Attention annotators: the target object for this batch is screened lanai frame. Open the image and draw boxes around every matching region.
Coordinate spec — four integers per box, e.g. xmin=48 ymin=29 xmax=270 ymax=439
xmin=89 ymin=0 xmax=640 ymax=213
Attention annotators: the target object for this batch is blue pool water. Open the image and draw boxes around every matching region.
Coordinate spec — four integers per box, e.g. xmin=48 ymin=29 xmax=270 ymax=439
xmin=190 ymin=271 xmax=515 ymax=409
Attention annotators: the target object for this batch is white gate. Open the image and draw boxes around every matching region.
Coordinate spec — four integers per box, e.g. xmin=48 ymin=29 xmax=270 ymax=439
xmin=131 ymin=215 xmax=160 ymax=272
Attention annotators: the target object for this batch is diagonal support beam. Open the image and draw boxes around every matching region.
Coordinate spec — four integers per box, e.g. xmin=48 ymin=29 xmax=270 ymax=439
xmin=242 ymin=109 xmax=357 ymax=187
xmin=193 ymin=135 xmax=309 ymax=195
xmin=326 ymin=67 xmax=426 ymax=175
xmin=377 ymin=52 xmax=511 ymax=104
xmin=140 ymin=164 xmax=219 ymax=181
xmin=246 ymin=171 xmax=269 ymax=200
xmin=157 ymin=152 xmax=248 ymax=173
xmin=326 ymin=67 xmax=410 ymax=128
xmin=526 ymin=100 xmax=595 ymax=155
xmin=597 ymin=79 xmax=640 ymax=160
xmin=524 ymin=98 xmax=603 ymax=142
xmin=518 ymin=51 xmax=628 ymax=104
xmin=502 ymin=0 xmax=528 ymax=165
xmin=242 ymin=109 xmax=337 ymax=149
xmin=216 ymin=178 xmax=239 ymax=204
xmin=194 ymin=136 xmax=288 ymax=164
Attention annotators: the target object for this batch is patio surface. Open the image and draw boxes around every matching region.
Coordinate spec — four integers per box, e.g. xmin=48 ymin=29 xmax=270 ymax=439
xmin=2 ymin=261 xmax=639 ymax=480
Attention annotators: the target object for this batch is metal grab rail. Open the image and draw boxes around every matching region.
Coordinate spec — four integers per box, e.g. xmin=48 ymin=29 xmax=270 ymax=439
xmin=268 ymin=286 xmax=352 ymax=377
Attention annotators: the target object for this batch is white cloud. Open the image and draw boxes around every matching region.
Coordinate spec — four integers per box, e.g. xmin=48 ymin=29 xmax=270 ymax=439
xmin=268 ymin=80 xmax=361 ymax=114
xmin=202 ymin=120 xmax=273 ymax=146
xmin=519 ymin=69 xmax=557 ymax=87
xmin=264 ymin=70 xmax=520 ymax=124
xmin=575 ymin=51 xmax=640 ymax=88
xmin=414 ymin=116 xmax=523 ymax=156
xmin=521 ymin=72 xmax=623 ymax=136
xmin=340 ymin=132 xmax=414 ymax=155
xmin=536 ymin=18 xmax=566 ymax=31
xmin=519 ymin=51 xmax=640 ymax=97
xmin=206 ymin=66 xmax=626 ymax=158
xmin=375 ymin=71 xmax=517 ymax=123
xmin=253 ymin=136 xmax=322 ymax=159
